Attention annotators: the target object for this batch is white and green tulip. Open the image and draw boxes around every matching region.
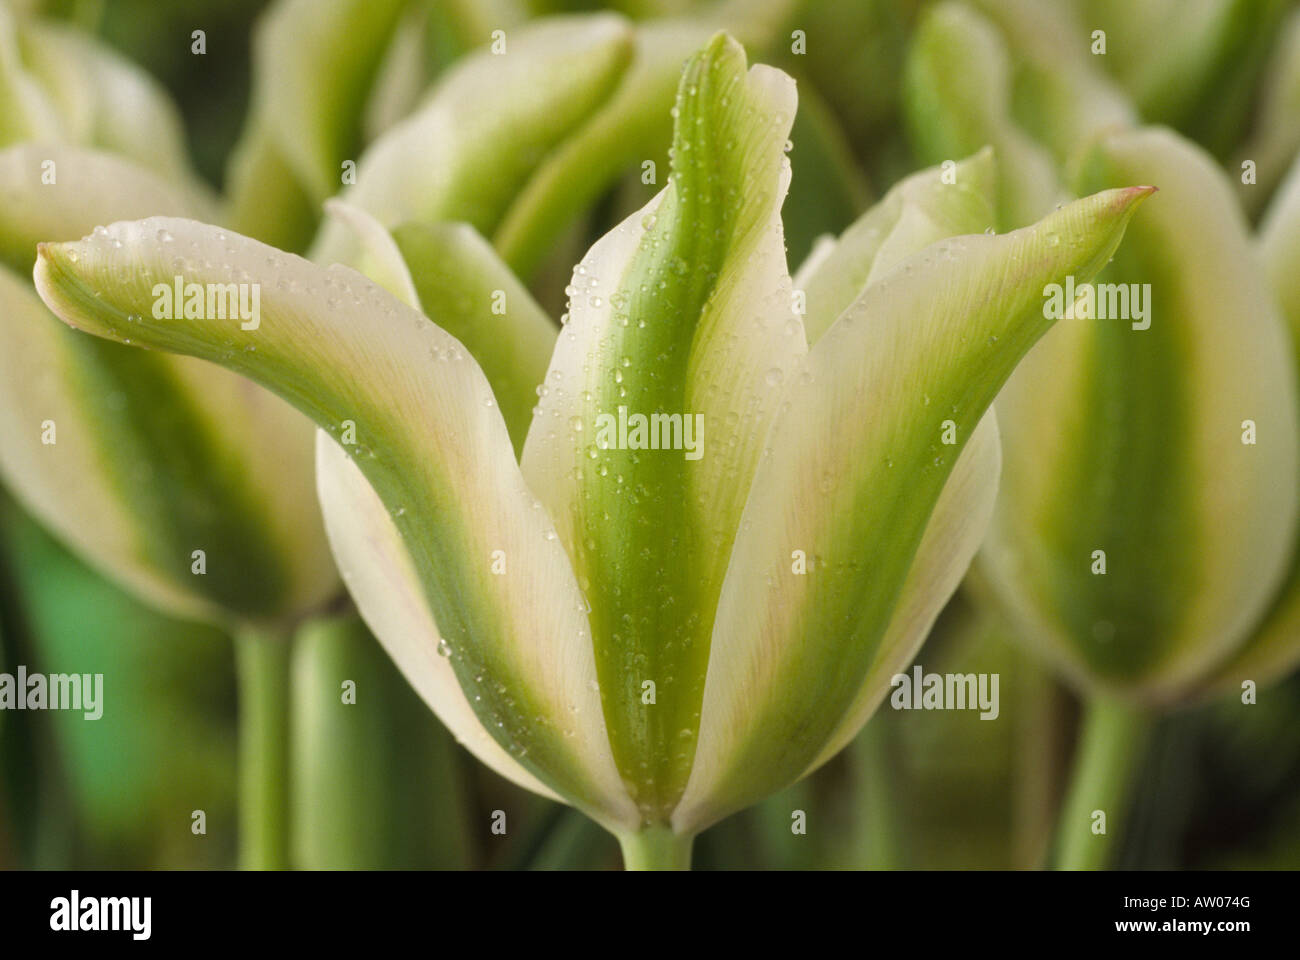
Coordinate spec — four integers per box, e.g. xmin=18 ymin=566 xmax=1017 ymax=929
xmin=30 ymin=33 xmax=1150 ymax=868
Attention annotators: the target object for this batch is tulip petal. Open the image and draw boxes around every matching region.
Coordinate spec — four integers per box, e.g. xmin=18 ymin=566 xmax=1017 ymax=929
xmin=520 ymin=32 xmax=800 ymax=820
xmin=1205 ymin=153 xmax=1300 ymax=694
xmin=310 ymin=15 xmax=634 ymax=265
xmin=795 ymin=149 xmax=996 ymax=344
xmin=321 ymin=199 xmax=420 ymax=308
xmin=324 ymin=201 xmax=554 ymax=457
xmin=801 ymin=412 xmax=1002 ymax=777
xmin=0 ymin=4 xmax=62 ymax=143
xmin=981 ymin=127 xmax=1300 ymax=703
xmin=391 ymin=221 xmax=556 ymax=455
xmin=492 ymin=21 xmax=713 ymax=279
xmin=34 ymin=217 xmax=637 ymax=830
xmin=0 ymin=146 xmax=326 ymax=625
xmin=16 ymin=18 xmax=196 ymax=184
xmin=904 ymin=1 xmax=1063 ymax=229
xmin=0 ymin=144 xmax=216 ymax=272
xmin=314 ymin=433 xmax=562 ymax=803
xmin=676 ymin=186 xmax=1153 ymax=831
xmin=254 ymin=0 xmax=411 ymax=202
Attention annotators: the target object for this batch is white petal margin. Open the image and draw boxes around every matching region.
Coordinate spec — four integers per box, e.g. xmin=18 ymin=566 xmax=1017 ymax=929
xmin=315 ymin=431 xmax=561 ymax=803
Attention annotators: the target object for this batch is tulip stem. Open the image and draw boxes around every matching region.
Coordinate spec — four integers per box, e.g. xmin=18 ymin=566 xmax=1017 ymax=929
xmin=235 ymin=626 xmax=293 ymax=870
xmin=1053 ymin=697 xmax=1149 ymax=870
xmin=617 ymin=826 xmax=694 ymax=871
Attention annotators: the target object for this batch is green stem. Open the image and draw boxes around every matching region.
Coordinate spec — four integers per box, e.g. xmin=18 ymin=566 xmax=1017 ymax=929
xmin=235 ymin=626 xmax=293 ymax=870
xmin=1053 ymin=696 xmax=1150 ymax=870
xmin=850 ymin=720 xmax=900 ymax=869
xmin=617 ymin=825 xmax=694 ymax=871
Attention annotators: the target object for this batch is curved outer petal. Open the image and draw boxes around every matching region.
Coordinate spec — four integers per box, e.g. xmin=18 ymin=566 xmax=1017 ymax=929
xmin=1203 ymin=153 xmax=1300 ymax=695
xmin=314 ymin=433 xmax=561 ymax=803
xmin=34 ymin=217 xmax=637 ymax=830
xmin=0 ymin=145 xmax=330 ymax=625
xmin=520 ymin=34 xmax=801 ymax=820
xmin=980 ymin=127 xmax=1300 ymax=705
xmin=675 ymin=186 xmax=1153 ymax=833
xmin=309 ymin=14 xmax=634 ymax=266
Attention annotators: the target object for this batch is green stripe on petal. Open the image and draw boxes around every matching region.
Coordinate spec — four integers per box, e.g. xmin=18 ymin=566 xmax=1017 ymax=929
xmin=321 ymin=200 xmax=555 ymax=455
xmin=904 ymin=1 xmax=1063 ymax=230
xmin=521 ymin=32 xmax=801 ymax=822
xmin=314 ymin=433 xmax=565 ymax=806
xmin=0 ymin=146 xmax=325 ymax=625
xmin=492 ymin=21 xmax=713 ymax=280
xmin=310 ymin=15 xmax=634 ymax=266
xmin=0 ymin=266 xmax=331 ymax=625
xmin=676 ymin=186 xmax=1152 ymax=831
xmin=981 ymin=127 xmax=1300 ymax=704
xmin=34 ymin=217 xmax=637 ymax=830
xmin=391 ymin=221 xmax=555 ymax=455
xmin=253 ymin=0 xmax=411 ymax=203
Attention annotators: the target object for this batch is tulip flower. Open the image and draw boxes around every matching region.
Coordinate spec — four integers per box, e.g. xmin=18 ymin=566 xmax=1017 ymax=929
xmin=975 ymin=128 xmax=1300 ymax=866
xmin=31 ymin=33 xmax=1150 ymax=868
